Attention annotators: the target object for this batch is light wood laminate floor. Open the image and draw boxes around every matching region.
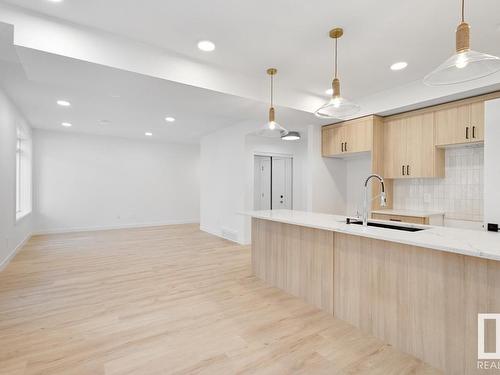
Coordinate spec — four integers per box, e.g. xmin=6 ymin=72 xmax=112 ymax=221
xmin=0 ymin=225 xmax=440 ymax=374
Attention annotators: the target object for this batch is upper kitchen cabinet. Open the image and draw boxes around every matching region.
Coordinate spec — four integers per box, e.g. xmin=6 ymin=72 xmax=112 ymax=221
xmin=383 ymin=113 xmax=444 ymax=179
xmin=434 ymin=101 xmax=484 ymax=146
xmin=322 ymin=116 xmax=374 ymax=157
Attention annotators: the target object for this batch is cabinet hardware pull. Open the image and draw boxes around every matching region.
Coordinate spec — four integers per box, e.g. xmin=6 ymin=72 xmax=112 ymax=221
xmin=466 ymin=126 xmax=469 ymax=139
xmin=402 ymin=165 xmax=405 ymax=176
xmin=407 ymin=165 xmax=410 ymax=175
xmin=472 ymin=126 xmax=476 ymax=139
xmin=345 ymin=142 xmax=347 ymax=152
xmin=390 ymin=219 xmax=402 ymax=222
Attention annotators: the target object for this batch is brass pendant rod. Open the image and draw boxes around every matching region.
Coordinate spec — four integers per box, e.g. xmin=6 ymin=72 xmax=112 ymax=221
xmin=334 ymin=37 xmax=338 ymax=79
xmin=461 ymin=0 xmax=465 ymax=22
xmin=270 ymin=74 xmax=274 ymax=107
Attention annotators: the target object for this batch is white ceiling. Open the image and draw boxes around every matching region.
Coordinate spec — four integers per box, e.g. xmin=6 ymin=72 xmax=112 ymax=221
xmin=3 ymin=0 xmax=500 ymax=101
xmin=0 ymin=1 xmax=499 ymax=142
xmin=0 ymin=25 xmax=320 ymax=143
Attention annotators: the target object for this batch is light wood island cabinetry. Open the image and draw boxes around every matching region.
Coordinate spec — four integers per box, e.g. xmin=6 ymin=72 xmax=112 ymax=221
xmin=251 ymin=216 xmax=500 ymax=375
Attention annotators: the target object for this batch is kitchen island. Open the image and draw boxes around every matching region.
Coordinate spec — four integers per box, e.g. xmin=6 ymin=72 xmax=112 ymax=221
xmin=247 ymin=210 xmax=500 ymax=375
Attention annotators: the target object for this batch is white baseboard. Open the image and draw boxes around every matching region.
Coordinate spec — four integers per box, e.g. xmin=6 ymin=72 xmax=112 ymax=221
xmin=199 ymin=225 xmax=248 ymax=245
xmin=33 ymin=219 xmax=200 ymax=236
xmin=0 ymin=232 xmax=32 ymax=272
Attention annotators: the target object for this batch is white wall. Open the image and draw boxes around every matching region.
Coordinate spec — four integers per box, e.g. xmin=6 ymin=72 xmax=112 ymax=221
xmin=200 ymin=122 xmax=349 ymax=245
xmin=306 ymin=124 xmax=347 ymax=215
xmin=484 ymin=98 xmax=500 ymax=227
xmin=200 ymin=123 xmax=248 ymax=243
xmin=33 ymin=130 xmax=200 ymax=233
xmin=0 ymin=88 xmax=33 ymax=270
xmin=200 ymin=120 xmax=311 ymax=245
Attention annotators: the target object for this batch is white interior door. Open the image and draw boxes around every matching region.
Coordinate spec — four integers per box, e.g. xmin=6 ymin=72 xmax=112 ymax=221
xmin=271 ymin=157 xmax=293 ymax=210
xmin=253 ymin=156 xmax=271 ymax=210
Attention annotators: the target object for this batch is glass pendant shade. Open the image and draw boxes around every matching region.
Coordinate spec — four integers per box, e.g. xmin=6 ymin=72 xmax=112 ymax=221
xmin=256 ymin=117 xmax=289 ymax=138
xmin=424 ymin=49 xmax=500 ymax=86
xmin=424 ymin=1 xmax=500 ymax=86
xmin=315 ymin=95 xmax=360 ymax=119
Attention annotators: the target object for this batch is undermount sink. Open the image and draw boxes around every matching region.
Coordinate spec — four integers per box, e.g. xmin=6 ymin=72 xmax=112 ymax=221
xmin=346 ymin=218 xmax=427 ymax=232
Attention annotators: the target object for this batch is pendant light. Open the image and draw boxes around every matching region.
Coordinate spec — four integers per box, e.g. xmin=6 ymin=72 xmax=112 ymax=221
xmin=423 ymin=0 xmax=500 ymax=86
xmin=256 ymin=68 xmax=289 ymax=137
xmin=315 ymin=28 xmax=360 ymax=119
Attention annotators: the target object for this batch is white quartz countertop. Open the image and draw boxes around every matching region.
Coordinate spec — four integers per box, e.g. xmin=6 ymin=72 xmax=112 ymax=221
xmin=371 ymin=209 xmax=445 ymax=217
xmin=245 ymin=210 xmax=500 ymax=262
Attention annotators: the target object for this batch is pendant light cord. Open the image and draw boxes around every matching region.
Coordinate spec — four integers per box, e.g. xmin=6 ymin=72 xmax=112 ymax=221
xmin=461 ymin=0 xmax=465 ymax=22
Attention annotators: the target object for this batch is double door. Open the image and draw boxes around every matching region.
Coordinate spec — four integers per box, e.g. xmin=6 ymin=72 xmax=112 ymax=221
xmin=434 ymin=102 xmax=484 ymax=146
xmin=253 ymin=155 xmax=293 ymax=210
xmin=322 ymin=117 xmax=373 ymax=157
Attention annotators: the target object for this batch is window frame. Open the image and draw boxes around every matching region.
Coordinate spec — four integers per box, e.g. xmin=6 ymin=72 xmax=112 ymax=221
xmin=15 ymin=126 xmax=32 ymax=223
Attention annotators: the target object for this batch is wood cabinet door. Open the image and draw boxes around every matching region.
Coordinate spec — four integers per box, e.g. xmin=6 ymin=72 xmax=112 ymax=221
xmin=406 ymin=113 xmax=435 ymax=178
xmin=435 ymin=107 xmax=463 ymax=146
xmin=322 ymin=126 xmax=344 ymax=156
xmin=345 ymin=119 xmax=372 ymax=153
xmin=372 ymin=213 xmax=426 ymax=225
xmin=322 ymin=127 xmax=335 ymax=156
xmin=383 ymin=118 xmax=406 ymax=178
xmin=469 ymin=101 xmax=484 ymax=142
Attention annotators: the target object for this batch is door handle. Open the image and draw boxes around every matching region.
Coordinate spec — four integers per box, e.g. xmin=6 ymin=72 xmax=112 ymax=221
xmin=402 ymin=165 xmax=405 ymax=176
xmin=407 ymin=165 xmax=410 ymax=176
xmin=466 ymin=126 xmax=469 ymax=139
xmin=472 ymin=126 xmax=476 ymax=139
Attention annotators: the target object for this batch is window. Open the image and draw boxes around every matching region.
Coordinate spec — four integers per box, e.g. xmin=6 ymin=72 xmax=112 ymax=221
xmin=15 ymin=126 xmax=32 ymax=221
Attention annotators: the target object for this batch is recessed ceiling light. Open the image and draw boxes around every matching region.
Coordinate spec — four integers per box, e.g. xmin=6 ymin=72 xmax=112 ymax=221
xmin=61 ymin=122 xmax=72 ymax=127
xmin=197 ymin=40 xmax=215 ymax=52
xmin=325 ymin=88 xmax=333 ymax=95
xmin=48 ymin=0 xmax=64 ymax=2
xmin=57 ymin=100 xmax=71 ymax=107
xmin=390 ymin=61 xmax=408 ymax=71
xmin=165 ymin=117 xmax=176 ymax=122
xmin=145 ymin=132 xmax=153 ymax=136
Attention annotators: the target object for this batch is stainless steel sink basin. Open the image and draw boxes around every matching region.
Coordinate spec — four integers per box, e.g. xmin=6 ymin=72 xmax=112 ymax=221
xmin=346 ymin=218 xmax=426 ymax=232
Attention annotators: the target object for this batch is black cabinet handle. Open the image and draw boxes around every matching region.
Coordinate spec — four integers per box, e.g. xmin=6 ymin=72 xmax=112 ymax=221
xmin=345 ymin=142 xmax=347 ymax=152
xmin=402 ymin=165 xmax=405 ymax=176
xmin=341 ymin=142 xmax=344 ymax=152
xmin=390 ymin=219 xmax=402 ymax=222
xmin=407 ymin=165 xmax=410 ymax=175
xmin=472 ymin=126 xmax=476 ymax=139
xmin=466 ymin=126 xmax=469 ymax=139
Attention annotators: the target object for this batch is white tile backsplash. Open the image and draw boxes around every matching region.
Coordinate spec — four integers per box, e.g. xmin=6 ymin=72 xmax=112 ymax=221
xmin=393 ymin=145 xmax=484 ymax=222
